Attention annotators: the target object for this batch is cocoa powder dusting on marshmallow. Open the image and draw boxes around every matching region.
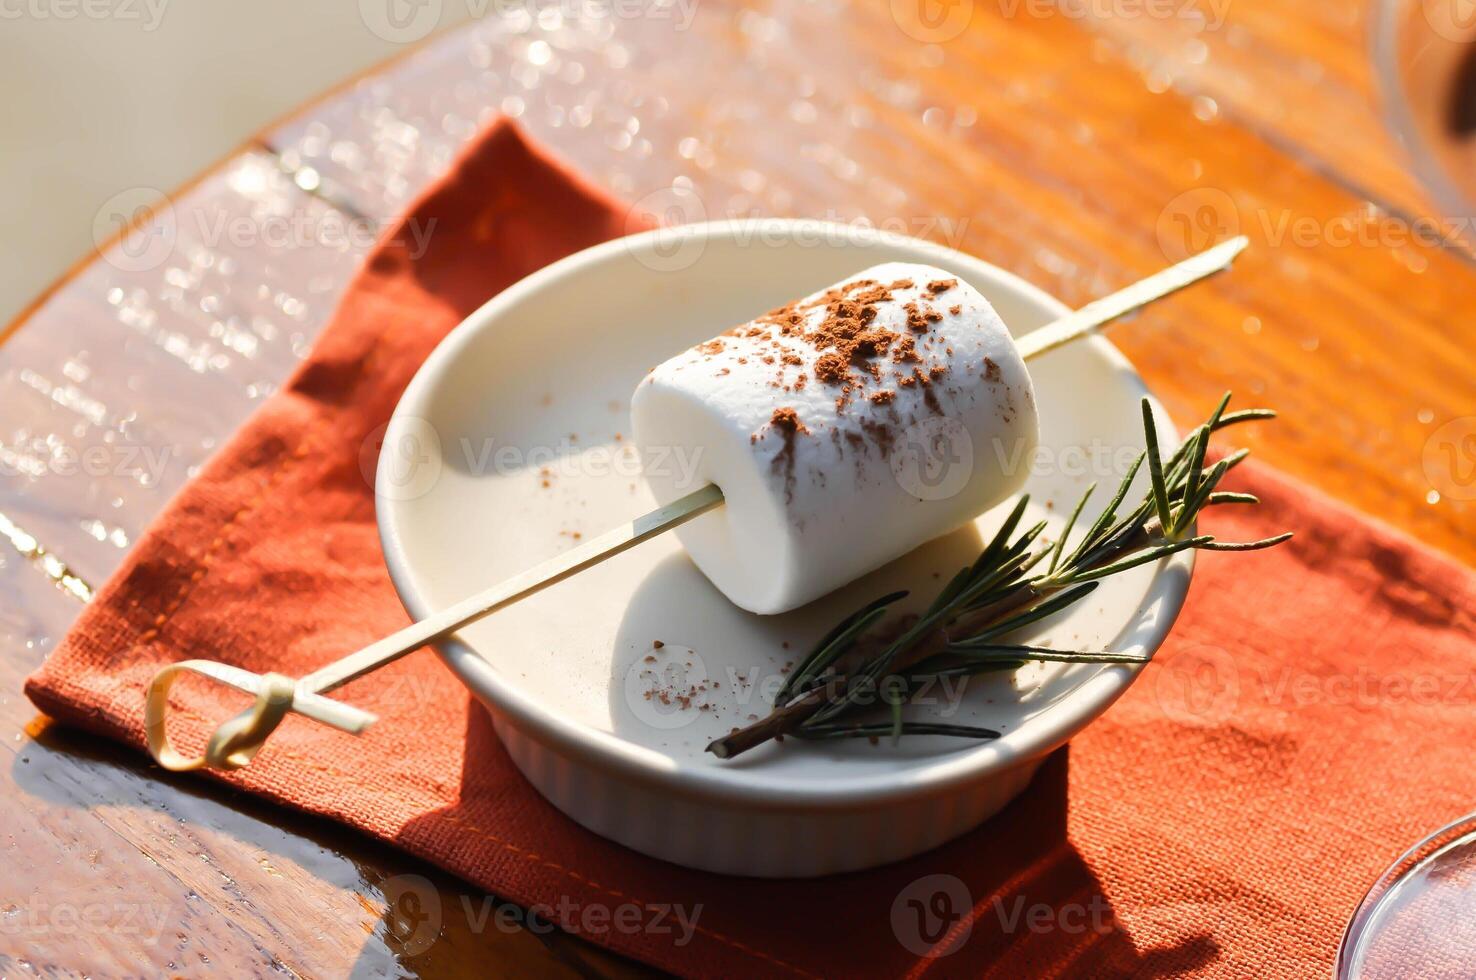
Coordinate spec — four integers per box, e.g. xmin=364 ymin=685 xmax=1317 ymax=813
xmin=891 ymin=335 xmax=920 ymax=363
xmin=815 ymin=351 xmax=849 ymax=385
xmin=860 ymin=417 xmax=896 ymax=457
xmin=770 ymin=406 xmax=809 ymax=435
xmin=693 ymin=272 xmax=976 ymax=462
xmin=767 ymin=407 xmax=810 ymax=503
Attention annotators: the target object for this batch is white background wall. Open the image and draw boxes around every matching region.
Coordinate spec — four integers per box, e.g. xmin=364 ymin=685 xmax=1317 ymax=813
xmin=0 ymin=1 xmax=476 ymax=325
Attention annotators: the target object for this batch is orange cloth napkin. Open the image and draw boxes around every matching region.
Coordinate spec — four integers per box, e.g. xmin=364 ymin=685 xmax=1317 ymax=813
xmin=26 ymin=120 xmax=1476 ymax=978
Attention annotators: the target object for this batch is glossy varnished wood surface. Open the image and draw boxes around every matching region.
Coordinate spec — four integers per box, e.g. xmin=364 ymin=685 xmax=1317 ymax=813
xmin=2 ymin=0 xmax=1473 ymax=975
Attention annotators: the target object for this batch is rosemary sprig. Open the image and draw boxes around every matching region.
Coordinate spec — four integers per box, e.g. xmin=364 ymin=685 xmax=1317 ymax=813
xmin=706 ymin=393 xmax=1292 ymax=760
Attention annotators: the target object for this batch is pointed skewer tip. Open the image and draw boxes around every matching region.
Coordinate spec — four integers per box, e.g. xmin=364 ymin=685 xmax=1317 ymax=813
xmin=1219 ymin=235 xmax=1250 ymax=263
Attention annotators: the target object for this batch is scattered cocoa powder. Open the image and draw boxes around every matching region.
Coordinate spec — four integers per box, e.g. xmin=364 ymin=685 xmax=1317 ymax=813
xmin=769 ymin=407 xmax=809 ymax=434
xmin=851 ymin=329 xmax=896 ymax=359
xmin=814 ymin=351 xmax=848 ymax=384
xmin=767 ymin=407 xmax=811 ymax=502
xmin=679 ymin=273 xmax=1009 ymax=466
xmin=891 ymin=335 xmax=919 ymax=363
xmin=903 ymin=301 xmax=943 ymax=333
xmin=859 ymin=417 xmax=896 ymax=457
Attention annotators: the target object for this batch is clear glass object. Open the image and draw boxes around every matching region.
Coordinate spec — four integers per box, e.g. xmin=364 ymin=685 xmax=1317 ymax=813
xmin=1373 ymin=0 xmax=1476 ymax=251
xmin=1347 ymin=5 xmax=1476 ymax=974
xmin=1339 ymin=813 xmax=1476 ymax=978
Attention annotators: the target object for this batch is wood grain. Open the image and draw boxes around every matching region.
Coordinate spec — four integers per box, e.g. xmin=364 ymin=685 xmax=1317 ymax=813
xmin=2 ymin=0 xmax=1474 ymax=976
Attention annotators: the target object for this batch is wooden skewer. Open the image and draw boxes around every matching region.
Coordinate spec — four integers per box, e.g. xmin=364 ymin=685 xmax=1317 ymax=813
xmin=145 ymin=483 xmax=725 ymax=770
xmin=144 ymin=237 xmax=1248 ymax=772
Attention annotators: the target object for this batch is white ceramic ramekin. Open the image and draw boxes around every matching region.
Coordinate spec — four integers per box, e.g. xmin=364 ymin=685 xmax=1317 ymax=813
xmin=378 ymin=220 xmax=1191 ymax=877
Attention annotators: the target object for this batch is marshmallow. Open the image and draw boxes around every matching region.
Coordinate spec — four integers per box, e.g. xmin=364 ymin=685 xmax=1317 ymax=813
xmin=631 ymin=262 xmax=1038 ymax=614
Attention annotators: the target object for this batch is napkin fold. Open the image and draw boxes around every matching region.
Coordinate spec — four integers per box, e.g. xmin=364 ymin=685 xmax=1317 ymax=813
xmin=26 ymin=119 xmax=1476 ymax=978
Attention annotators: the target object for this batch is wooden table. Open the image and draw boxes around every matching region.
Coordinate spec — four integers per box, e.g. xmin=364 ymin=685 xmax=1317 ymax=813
xmin=2 ymin=0 xmax=1472 ymax=974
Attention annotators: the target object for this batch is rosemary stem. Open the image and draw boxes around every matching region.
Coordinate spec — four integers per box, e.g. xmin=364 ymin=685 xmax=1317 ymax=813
xmin=705 ymin=395 xmax=1290 ymax=761
xmin=706 ymin=526 xmax=1155 ymax=759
